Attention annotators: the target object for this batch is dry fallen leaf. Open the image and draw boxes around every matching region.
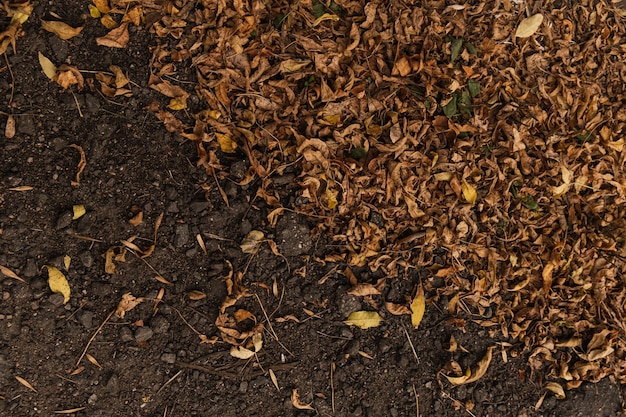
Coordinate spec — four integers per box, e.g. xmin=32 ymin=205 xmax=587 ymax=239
xmin=230 ymin=333 xmax=263 ymax=359
xmin=96 ymin=22 xmax=129 ymax=48
xmin=291 ymin=388 xmax=314 ymax=410
xmin=344 ymin=311 xmax=383 ymax=329
xmin=216 ymin=132 xmax=238 ymax=153
xmin=515 ymin=14 xmax=544 ymax=38
xmin=544 ymin=381 xmax=566 ymax=399
xmin=0 ymin=265 xmax=25 ymax=282
xmin=40 ymin=20 xmax=84 ymax=40
xmin=410 ymin=286 xmax=426 ymax=329
xmin=68 ymin=144 xmax=87 ymax=186
xmin=5 ymin=115 xmax=15 ymax=138
xmin=188 ymin=290 xmax=206 ymax=300
xmin=445 ymin=346 xmax=494 ymax=385
xmin=461 ymin=179 xmax=477 ymax=204
xmin=240 ymin=230 xmax=264 ymax=254
xmin=15 ymin=375 xmax=37 ymax=392
xmin=115 ymin=293 xmax=144 ymax=318
xmin=72 ymin=205 xmax=86 ymax=220
xmin=44 ymin=265 xmax=71 ymax=304
xmin=38 ymin=51 xmax=57 ymax=80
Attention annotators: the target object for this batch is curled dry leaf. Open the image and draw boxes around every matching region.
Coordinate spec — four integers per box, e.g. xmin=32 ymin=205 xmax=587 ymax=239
xmin=44 ymin=265 xmax=71 ymax=304
xmin=40 ymin=20 xmax=84 ymax=40
xmin=230 ymin=333 xmax=263 ymax=359
xmin=240 ymin=230 xmax=264 ymax=254
xmin=445 ymin=346 xmax=494 ymax=385
xmin=344 ymin=311 xmax=383 ymax=329
xmin=347 ymin=283 xmax=381 ymax=296
xmin=114 ymin=293 xmax=143 ymax=318
xmin=291 ymin=389 xmax=314 ymax=410
xmin=385 ymin=302 xmax=411 ymax=316
xmin=544 ymin=381 xmax=566 ymax=399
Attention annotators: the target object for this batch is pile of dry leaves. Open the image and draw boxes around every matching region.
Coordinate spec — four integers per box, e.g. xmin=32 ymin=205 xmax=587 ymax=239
xmin=7 ymin=0 xmax=626 ymax=392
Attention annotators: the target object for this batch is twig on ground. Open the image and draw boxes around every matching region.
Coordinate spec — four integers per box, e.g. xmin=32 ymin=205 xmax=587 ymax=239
xmin=254 ymin=293 xmax=294 ymax=357
xmin=412 ymin=384 xmax=419 ymax=417
xmin=330 ymin=362 xmax=336 ymax=413
xmin=402 ymin=322 xmax=419 ymax=364
xmin=155 ymin=370 xmax=183 ymax=396
xmin=75 ymin=309 xmax=114 ymax=368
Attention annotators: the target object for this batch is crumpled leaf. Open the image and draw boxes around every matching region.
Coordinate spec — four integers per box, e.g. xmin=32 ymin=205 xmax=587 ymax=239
xmin=445 ymin=346 xmax=494 ymax=385
xmin=344 ymin=311 xmax=383 ymax=329
xmin=515 ymin=14 xmax=544 ymax=38
xmin=291 ymin=389 xmax=314 ymax=410
xmin=230 ymin=333 xmax=263 ymax=359
xmin=216 ymin=133 xmax=238 ymax=153
xmin=545 ymin=381 xmax=566 ymax=399
xmin=114 ymin=293 xmax=143 ymax=318
xmin=44 ymin=265 xmax=70 ymax=304
xmin=410 ymin=286 xmax=426 ymax=329
xmin=240 ymin=230 xmax=264 ymax=254
xmin=40 ymin=20 xmax=84 ymax=40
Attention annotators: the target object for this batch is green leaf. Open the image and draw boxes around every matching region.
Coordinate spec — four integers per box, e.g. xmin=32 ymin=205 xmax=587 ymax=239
xmin=522 ymin=195 xmax=540 ymax=211
xmin=351 ymin=147 xmax=368 ymax=160
xmin=442 ymin=96 xmax=457 ymax=118
xmin=468 ymin=79 xmax=480 ymax=98
xmin=451 ymin=38 xmax=464 ymax=62
xmin=312 ymin=2 xmax=325 ymax=18
xmin=466 ymin=43 xmax=477 ymax=55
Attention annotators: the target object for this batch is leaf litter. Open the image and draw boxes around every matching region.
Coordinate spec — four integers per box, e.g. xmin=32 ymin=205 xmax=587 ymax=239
xmin=18 ymin=0 xmax=626 ymax=393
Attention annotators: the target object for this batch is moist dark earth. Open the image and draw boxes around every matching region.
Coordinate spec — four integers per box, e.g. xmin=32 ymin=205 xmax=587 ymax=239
xmin=0 ymin=2 xmax=625 ymax=417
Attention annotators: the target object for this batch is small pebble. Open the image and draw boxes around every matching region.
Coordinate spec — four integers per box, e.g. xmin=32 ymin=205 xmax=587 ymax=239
xmin=55 ymin=211 xmax=73 ymax=230
xmin=150 ymin=315 xmax=170 ymax=334
xmin=23 ymin=259 xmax=38 ymax=277
xmin=134 ymin=326 xmax=154 ymax=342
xmin=119 ymin=327 xmax=134 ymax=342
xmin=76 ymin=310 xmax=94 ymax=329
xmin=175 ymin=224 xmax=190 ymax=247
xmin=78 ymin=251 xmax=94 ymax=268
xmin=160 ymin=353 xmax=176 ymax=364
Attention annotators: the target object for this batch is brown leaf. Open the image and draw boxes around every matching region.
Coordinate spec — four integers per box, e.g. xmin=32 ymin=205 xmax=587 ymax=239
xmin=0 ymin=265 xmax=25 ymax=282
xmin=114 ymin=293 xmax=143 ymax=318
xmin=347 ymin=283 xmax=381 ymax=296
xmin=15 ymin=375 xmax=37 ymax=392
xmin=40 ymin=20 xmax=84 ymax=40
xmin=68 ymin=144 xmax=87 ymax=186
xmin=5 ymin=115 xmax=15 ymax=138
xmin=291 ymin=389 xmax=314 ymax=410
xmin=96 ymin=22 xmax=129 ymax=48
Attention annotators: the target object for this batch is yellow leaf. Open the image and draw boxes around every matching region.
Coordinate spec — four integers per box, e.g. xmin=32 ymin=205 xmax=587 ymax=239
xmin=41 ymin=20 xmax=84 ymax=40
xmin=100 ymin=14 xmax=119 ymax=29
xmin=72 ymin=204 xmax=86 ymax=220
xmin=461 ymin=179 xmax=477 ymax=204
xmin=515 ymin=14 xmax=543 ymax=38
xmin=312 ymin=13 xmax=340 ymax=27
xmin=93 ymin=0 xmax=111 ymax=13
xmin=63 ymin=255 xmax=71 ymax=271
xmin=88 ymin=4 xmax=101 ymax=18
xmin=240 ymin=230 xmax=264 ymax=254
xmin=44 ymin=265 xmax=70 ymax=304
xmin=291 ymin=389 xmax=314 ymax=410
xmin=445 ymin=346 xmax=494 ymax=385
xmin=410 ymin=286 xmax=425 ymax=329
xmin=324 ymin=188 xmax=338 ymax=209
xmin=109 ymin=65 xmax=129 ymax=88
xmin=230 ymin=333 xmax=263 ymax=359
xmin=167 ymin=96 xmax=187 ymax=111
xmin=544 ymin=382 xmax=566 ymax=399
xmin=434 ymin=172 xmax=453 ymax=181
xmin=344 ymin=311 xmax=383 ymax=329
xmin=38 ymin=52 xmax=57 ymax=81
xmin=11 ymin=4 xmax=33 ymax=25
xmin=216 ymin=133 xmax=238 ymax=153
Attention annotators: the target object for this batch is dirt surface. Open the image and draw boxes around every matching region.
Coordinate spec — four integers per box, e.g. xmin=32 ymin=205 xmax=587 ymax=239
xmin=2 ymin=1 xmax=626 ymax=416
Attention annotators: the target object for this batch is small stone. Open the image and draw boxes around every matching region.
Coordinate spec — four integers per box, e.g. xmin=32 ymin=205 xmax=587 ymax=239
xmin=78 ymin=251 xmax=94 ymax=268
xmin=134 ymin=326 xmax=154 ymax=342
xmin=189 ymin=201 xmax=208 ymax=213
xmin=76 ymin=310 xmax=94 ymax=329
xmin=87 ymin=394 xmax=97 ymax=405
xmin=165 ymin=185 xmax=178 ymax=200
xmin=337 ymin=292 xmax=361 ymax=318
xmin=166 ymin=202 xmax=179 ymax=213
xmin=105 ymin=373 xmax=120 ymax=395
xmin=23 ymin=259 xmax=38 ymax=277
xmin=378 ymin=339 xmax=392 ymax=354
xmin=47 ymin=293 xmax=65 ymax=307
xmin=55 ymin=211 xmax=73 ymax=230
xmin=239 ymin=381 xmax=248 ymax=393
xmin=119 ymin=327 xmax=134 ymax=342
xmin=150 ymin=315 xmax=170 ymax=334
xmin=160 ymin=353 xmax=176 ymax=364
xmin=175 ymin=224 xmax=189 ymax=248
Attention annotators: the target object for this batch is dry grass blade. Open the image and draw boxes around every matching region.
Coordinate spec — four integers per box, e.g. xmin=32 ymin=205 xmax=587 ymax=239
xmin=15 ymin=375 xmax=37 ymax=392
xmin=0 ymin=265 xmax=25 ymax=282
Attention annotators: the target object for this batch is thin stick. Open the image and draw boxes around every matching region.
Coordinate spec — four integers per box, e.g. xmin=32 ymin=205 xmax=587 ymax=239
xmin=412 ymin=384 xmax=419 ymax=417
xmin=155 ymin=370 xmax=183 ymax=396
xmin=4 ymin=53 xmax=14 ymax=104
xmin=254 ymin=293 xmax=294 ymax=357
xmin=402 ymin=323 xmax=419 ymax=364
xmin=75 ymin=309 xmax=114 ymax=368
xmin=70 ymin=90 xmax=84 ymax=118
xmin=330 ymin=362 xmax=336 ymax=413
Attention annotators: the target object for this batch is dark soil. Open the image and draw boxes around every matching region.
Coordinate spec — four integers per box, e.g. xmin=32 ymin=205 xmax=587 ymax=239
xmin=1 ymin=2 xmax=625 ymax=416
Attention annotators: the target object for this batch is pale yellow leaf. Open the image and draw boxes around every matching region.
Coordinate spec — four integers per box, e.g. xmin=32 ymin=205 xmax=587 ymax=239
xmin=216 ymin=132 xmax=238 ymax=153
xmin=188 ymin=290 xmax=206 ymax=300
xmin=324 ymin=188 xmax=338 ymax=209
xmin=9 ymin=186 xmax=33 ymax=191
xmin=38 ymin=52 xmax=57 ymax=80
xmin=410 ymin=286 xmax=426 ymax=329
xmin=240 ymin=230 xmax=264 ymax=254
xmin=434 ymin=172 xmax=453 ymax=181
xmin=461 ymin=179 xmax=477 ymax=204
xmin=44 ymin=265 xmax=70 ymax=304
xmin=445 ymin=346 xmax=494 ymax=385
xmin=41 ymin=20 xmax=84 ymax=40
xmin=312 ymin=13 xmax=340 ymax=26
xmin=86 ymin=353 xmax=102 ymax=369
xmin=63 ymin=255 xmax=71 ymax=271
xmin=72 ymin=204 xmax=86 ymax=220
xmin=167 ymin=96 xmax=187 ymax=111
xmin=291 ymin=389 xmax=314 ymax=410
xmin=0 ymin=265 xmax=25 ymax=282
xmin=269 ymin=368 xmax=279 ymax=390
xmin=5 ymin=115 xmax=15 ymax=138
xmin=344 ymin=311 xmax=383 ymax=329
xmin=544 ymin=382 xmax=566 ymax=399
xmin=54 ymin=407 xmax=87 ymax=414
xmin=515 ymin=14 xmax=544 ymax=38
xmin=280 ymin=59 xmax=311 ymax=73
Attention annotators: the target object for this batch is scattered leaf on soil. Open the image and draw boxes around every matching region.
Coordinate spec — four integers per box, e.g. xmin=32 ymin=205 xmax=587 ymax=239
xmin=68 ymin=144 xmax=86 ymax=186
xmin=188 ymin=290 xmax=206 ymax=301
xmin=114 ymin=293 xmax=143 ymax=318
xmin=344 ymin=311 xmax=383 ymax=329
xmin=240 ymin=230 xmax=264 ymax=254
xmin=40 ymin=20 xmax=84 ymax=40
xmin=0 ymin=265 xmax=25 ymax=282
xmin=291 ymin=389 xmax=314 ymax=410
xmin=44 ymin=265 xmax=70 ymax=304
xmin=544 ymin=382 xmax=566 ymax=399
xmin=5 ymin=115 xmax=15 ymax=138
xmin=445 ymin=346 xmax=494 ymax=385
xmin=72 ymin=204 xmax=86 ymax=219
xmin=15 ymin=375 xmax=36 ymax=392
xmin=410 ymin=286 xmax=426 ymax=329
xmin=96 ymin=22 xmax=129 ymax=48
xmin=38 ymin=51 xmax=57 ymax=80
